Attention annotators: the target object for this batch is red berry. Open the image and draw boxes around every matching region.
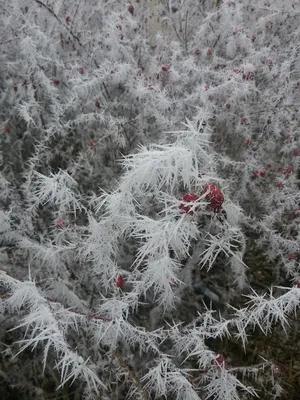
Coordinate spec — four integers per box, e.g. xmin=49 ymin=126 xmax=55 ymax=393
xmin=252 ymin=170 xmax=260 ymax=179
xmin=252 ymin=35 xmax=256 ymax=42
xmin=116 ymin=274 xmax=124 ymax=288
xmin=287 ymin=135 xmax=293 ymax=143
xmin=4 ymin=125 xmax=11 ymax=133
xmin=56 ymin=219 xmax=65 ymax=229
xmin=161 ymin=65 xmax=170 ymax=72
xmin=128 ymin=4 xmax=134 ymax=15
xmin=169 ymin=278 xmax=176 ymax=287
xmin=79 ymin=67 xmax=84 ymax=74
xmin=179 ymin=193 xmax=199 ymax=216
xmin=267 ymin=60 xmax=273 ymax=67
xmin=271 ymin=364 xmax=281 ymax=375
xmin=277 ymin=182 xmax=284 ymax=189
xmin=204 ymin=184 xmax=224 ymax=211
xmin=241 ymin=116 xmax=247 ymax=124
xmin=289 ymin=253 xmax=297 ymax=261
xmin=195 ymin=48 xmax=201 ymax=55
xmin=260 ymin=170 xmax=266 ymax=177
xmin=120 ymin=34 xmax=124 ymax=40
xmin=65 ymin=16 xmax=71 ymax=23
xmin=207 ymin=48 xmax=213 ymax=56
xmin=293 ymin=280 xmax=300 ymax=288
xmin=213 ymin=354 xmax=226 ymax=367
xmin=89 ymin=139 xmax=97 ymax=147
xmin=204 ymin=85 xmax=209 ymax=91
xmin=225 ymin=103 xmax=231 ymax=109
xmin=245 ymin=139 xmax=252 ymax=146
xmin=53 ymin=79 xmax=60 ymax=85
xmin=148 ymin=84 xmax=153 ymax=90
xmin=293 ymin=149 xmax=300 ymax=156
xmin=13 ymin=84 xmax=18 ymax=92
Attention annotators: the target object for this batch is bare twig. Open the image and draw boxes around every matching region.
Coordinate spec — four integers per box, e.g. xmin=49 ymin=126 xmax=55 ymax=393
xmin=71 ymin=0 xmax=82 ymax=28
xmin=184 ymin=11 xmax=189 ymax=53
xmin=0 ymin=38 xmax=18 ymax=46
xmin=34 ymin=0 xmax=83 ymax=48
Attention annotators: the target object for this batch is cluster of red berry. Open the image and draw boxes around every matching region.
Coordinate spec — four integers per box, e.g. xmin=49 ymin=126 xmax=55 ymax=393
xmin=179 ymin=184 xmax=224 ymax=216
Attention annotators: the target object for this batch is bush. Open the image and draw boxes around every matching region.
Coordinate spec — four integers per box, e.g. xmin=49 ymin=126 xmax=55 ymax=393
xmin=0 ymin=1 xmax=300 ymax=399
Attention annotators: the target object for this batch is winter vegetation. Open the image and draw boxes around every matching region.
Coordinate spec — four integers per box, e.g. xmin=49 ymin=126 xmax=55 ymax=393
xmin=0 ymin=0 xmax=300 ymax=399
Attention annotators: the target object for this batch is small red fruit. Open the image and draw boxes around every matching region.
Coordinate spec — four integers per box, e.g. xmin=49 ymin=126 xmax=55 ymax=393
xmin=89 ymin=139 xmax=97 ymax=148
xmin=161 ymin=65 xmax=170 ymax=72
xmin=65 ymin=16 xmax=71 ymax=23
xmin=79 ymin=67 xmax=84 ymax=74
xmin=277 ymin=182 xmax=284 ymax=189
xmin=251 ymin=35 xmax=256 ymax=42
xmin=260 ymin=170 xmax=266 ymax=177
xmin=213 ymin=354 xmax=226 ymax=367
xmin=53 ymin=79 xmax=60 ymax=85
xmin=116 ymin=274 xmax=124 ymax=288
xmin=128 ymin=4 xmax=134 ymax=15
xmin=293 ymin=280 xmax=300 ymax=288
xmin=225 ymin=103 xmax=231 ymax=109
xmin=13 ymin=84 xmax=18 ymax=92
xmin=179 ymin=193 xmax=199 ymax=216
xmin=271 ymin=364 xmax=281 ymax=375
xmin=241 ymin=116 xmax=247 ymax=124
xmin=294 ymin=209 xmax=300 ymax=217
xmin=204 ymin=184 xmax=224 ymax=212
xmin=207 ymin=48 xmax=213 ymax=56
xmin=56 ymin=219 xmax=65 ymax=229
xmin=293 ymin=149 xmax=300 ymax=156
xmin=169 ymin=278 xmax=176 ymax=287
xmin=204 ymin=85 xmax=209 ymax=91
xmin=252 ymin=170 xmax=260 ymax=179
xmin=195 ymin=48 xmax=201 ymax=55
xmin=4 ymin=125 xmax=11 ymax=133
xmin=289 ymin=253 xmax=297 ymax=261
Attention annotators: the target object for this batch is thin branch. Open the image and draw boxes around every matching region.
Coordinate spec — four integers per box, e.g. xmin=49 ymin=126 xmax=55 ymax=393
xmin=71 ymin=0 xmax=82 ymax=28
xmin=34 ymin=0 xmax=83 ymax=48
xmin=0 ymin=38 xmax=18 ymax=46
xmin=184 ymin=11 xmax=189 ymax=53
